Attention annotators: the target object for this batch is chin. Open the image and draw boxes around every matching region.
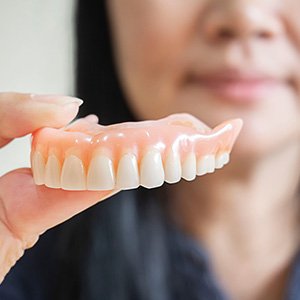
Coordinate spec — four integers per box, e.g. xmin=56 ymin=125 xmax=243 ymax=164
xmin=232 ymin=132 xmax=273 ymax=160
xmin=230 ymin=119 xmax=300 ymax=162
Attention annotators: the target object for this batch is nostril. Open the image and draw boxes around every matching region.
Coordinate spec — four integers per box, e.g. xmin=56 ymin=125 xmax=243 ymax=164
xmin=203 ymin=6 xmax=282 ymax=44
xmin=218 ymin=28 xmax=236 ymax=40
xmin=256 ymin=31 xmax=273 ymax=40
xmin=214 ymin=27 xmax=276 ymax=42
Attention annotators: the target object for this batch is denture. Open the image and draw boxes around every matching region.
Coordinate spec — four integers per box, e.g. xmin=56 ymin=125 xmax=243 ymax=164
xmin=31 ymin=113 xmax=242 ymax=191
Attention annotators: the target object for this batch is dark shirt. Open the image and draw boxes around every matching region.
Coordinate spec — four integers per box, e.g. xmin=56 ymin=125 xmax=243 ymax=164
xmin=1 ymin=221 xmax=300 ymax=300
xmin=168 ymin=226 xmax=300 ymax=300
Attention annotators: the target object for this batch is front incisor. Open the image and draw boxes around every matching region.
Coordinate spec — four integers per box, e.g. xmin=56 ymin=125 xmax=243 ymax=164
xmin=87 ymin=155 xmax=115 ymax=190
xmin=61 ymin=155 xmax=86 ymax=190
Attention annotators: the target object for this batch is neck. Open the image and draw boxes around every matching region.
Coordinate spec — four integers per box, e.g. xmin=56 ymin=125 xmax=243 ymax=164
xmin=168 ymin=141 xmax=300 ymax=300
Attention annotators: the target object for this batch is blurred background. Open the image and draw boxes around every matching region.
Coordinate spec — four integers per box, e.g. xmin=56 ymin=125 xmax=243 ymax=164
xmin=0 ymin=0 xmax=75 ymax=175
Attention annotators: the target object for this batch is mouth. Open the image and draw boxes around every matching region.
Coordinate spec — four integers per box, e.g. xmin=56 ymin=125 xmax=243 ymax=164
xmin=187 ymin=69 xmax=290 ymax=104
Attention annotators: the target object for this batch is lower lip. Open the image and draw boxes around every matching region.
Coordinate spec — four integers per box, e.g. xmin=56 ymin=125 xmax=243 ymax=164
xmin=189 ymin=78 xmax=284 ymax=104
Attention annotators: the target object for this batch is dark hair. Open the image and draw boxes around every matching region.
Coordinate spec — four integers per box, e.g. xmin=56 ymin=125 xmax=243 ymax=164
xmin=54 ymin=1 xmax=170 ymax=299
xmin=76 ymin=0 xmax=134 ymax=124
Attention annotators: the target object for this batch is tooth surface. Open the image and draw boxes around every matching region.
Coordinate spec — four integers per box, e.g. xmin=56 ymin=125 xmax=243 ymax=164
xmin=61 ymin=155 xmax=86 ymax=190
xmin=164 ymin=151 xmax=181 ymax=184
xmin=116 ymin=153 xmax=139 ymax=189
xmin=222 ymin=152 xmax=230 ymax=165
xmin=206 ymin=155 xmax=215 ymax=173
xmin=140 ymin=149 xmax=165 ymax=188
xmin=197 ymin=154 xmax=215 ymax=175
xmin=181 ymin=153 xmax=196 ymax=181
xmin=215 ymin=152 xmax=230 ymax=169
xmin=87 ymin=155 xmax=115 ymax=190
xmin=31 ymin=151 xmax=45 ymax=185
xmin=215 ymin=154 xmax=224 ymax=169
xmin=44 ymin=155 xmax=61 ymax=188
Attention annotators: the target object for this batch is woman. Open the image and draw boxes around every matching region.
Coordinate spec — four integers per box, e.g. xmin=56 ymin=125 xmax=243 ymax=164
xmin=1 ymin=0 xmax=300 ymax=299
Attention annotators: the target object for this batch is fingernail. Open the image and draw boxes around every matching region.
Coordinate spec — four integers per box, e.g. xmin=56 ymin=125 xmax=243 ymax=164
xmin=30 ymin=94 xmax=84 ymax=106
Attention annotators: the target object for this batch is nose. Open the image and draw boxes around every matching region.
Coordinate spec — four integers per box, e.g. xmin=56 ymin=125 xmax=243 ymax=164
xmin=202 ymin=2 xmax=283 ymax=43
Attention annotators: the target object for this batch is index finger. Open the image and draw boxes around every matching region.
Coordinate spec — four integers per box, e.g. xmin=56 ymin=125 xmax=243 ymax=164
xmin=0 ymin=92 xmax=83 ymax=147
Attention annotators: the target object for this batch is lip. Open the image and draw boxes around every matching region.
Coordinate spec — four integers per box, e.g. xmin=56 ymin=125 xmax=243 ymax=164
xmin=187 ymin=70 xmax=288 ymax=104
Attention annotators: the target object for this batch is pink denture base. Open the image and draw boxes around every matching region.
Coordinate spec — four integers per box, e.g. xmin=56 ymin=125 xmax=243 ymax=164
xmin=31 ymin=113 xmax=242 ymax=168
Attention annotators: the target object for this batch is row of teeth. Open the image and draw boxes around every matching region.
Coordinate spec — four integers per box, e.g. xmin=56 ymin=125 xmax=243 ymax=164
xmin=32 ymin=150 xmax=230 ymax=191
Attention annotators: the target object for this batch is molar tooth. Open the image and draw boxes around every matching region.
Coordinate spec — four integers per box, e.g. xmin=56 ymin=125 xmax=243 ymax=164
xmin=164 ymin=151 xmax=181 ymax=184
xmin=87 ymin=155 xmax=115 ymax=190
xmin=44 ymin=154 xmax=61 ymax=188
xmin=61 ymin=155 xmax=86 ymax=190
xmin=140 ymin=149 xmax=165 ymax=188
xmin=215 ymin=154 xmax=224 ymax=169
xmin=31 ymin=151 xmax=45 ymax=185
xmin=181 ymin=153 xmax=196 ymax=181
xmin=197 ymin=154 xmax=215 ymax=176
xmin=116 ymin=153 xmax=139 ymax=190
xmin=215 ymin=152 xmax=230 ymax=169
xmin=222 ymin=152 xmax=230 ymax=165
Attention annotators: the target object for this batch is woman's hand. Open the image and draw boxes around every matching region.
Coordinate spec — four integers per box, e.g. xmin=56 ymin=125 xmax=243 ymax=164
xmin=0 ymin=93 xmax=117 ymax=283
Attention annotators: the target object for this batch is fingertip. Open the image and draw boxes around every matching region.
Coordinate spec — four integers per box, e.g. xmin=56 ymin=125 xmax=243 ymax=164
xmin=47 ymin=102 xmax=81 ymax=128
xmin=84 ymin=114 xmax=99 ymax=124
xmin=0 ymin=93 xmax=85 ymax=141
xmin=30 ymin=94 xmax=84 ymax=107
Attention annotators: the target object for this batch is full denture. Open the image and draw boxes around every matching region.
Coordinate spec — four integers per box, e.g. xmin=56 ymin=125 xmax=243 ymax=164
xmin=31 ymin=113 xmax=243 ymax=191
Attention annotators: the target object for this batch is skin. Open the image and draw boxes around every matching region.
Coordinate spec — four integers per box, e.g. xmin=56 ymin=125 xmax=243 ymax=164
xmin=108 ymin=0 xmax=300 ymax=299
xmin=1 ymin=1 xmax=300 ymax=299
xmin=0 ymin=93 xmax=118 ymax=282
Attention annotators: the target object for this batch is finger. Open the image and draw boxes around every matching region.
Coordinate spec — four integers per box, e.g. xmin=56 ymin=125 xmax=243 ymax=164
xmin=84 ymin=114 xmax=99 ymax=124
xmin=0 ymin=92 xmax=83 ymax=147
xmin=0 ymin=168 xmax=119 ymax=238
xmin=63 ymin=114 xmax=100 ymax=132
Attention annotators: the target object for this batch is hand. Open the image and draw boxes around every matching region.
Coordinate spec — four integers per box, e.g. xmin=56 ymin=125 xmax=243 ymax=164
xmin=0 ymin=93 xmax=117 ymax=283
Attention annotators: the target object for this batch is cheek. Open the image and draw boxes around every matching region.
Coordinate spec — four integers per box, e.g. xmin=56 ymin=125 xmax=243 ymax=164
xmin=233 ymin=96 xmax=300 ymax=158
xmin=284 ymin=1 xmax=300 ymax=42
xmin=108 ymin=0 xmax=203 ymax=119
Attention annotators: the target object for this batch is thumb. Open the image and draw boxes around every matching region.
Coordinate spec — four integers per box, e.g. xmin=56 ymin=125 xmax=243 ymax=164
xmin=0 ymin=168 xmax=118 ymax=239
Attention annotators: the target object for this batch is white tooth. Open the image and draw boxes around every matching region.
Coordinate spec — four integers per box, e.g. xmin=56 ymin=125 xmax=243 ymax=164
xmin=116 ymin=153 xmax=139 ymax=190
xmin=207 ymin=155 xmax=215 ymax=173
xmin=222 ymin=152 xmax=230 ymax=165
xmin=61 ymin=155 xmax=86 ymax=190
xmin=87 ymin=155 xmax=115 ymax=190
xmin=31 ymin=151 xmax=45 ymax=185
xmin=164 ymin=151 xmax=181 ymax=184
xmin=215 ymin=154 xmax=224 ymax=169
xmin=215 ymin=152 xmax=228 ymax=169
xmin=181 ymin=153 xmax=196 ymax=181
xmin=196 ymin=156 xmax=207 ymax=176
xmin=140 ymin=149 xmax=165 ymax=188
xmin=197 ymin=155 xmax=215 ymax=175
xmin=44 ymin=155 xmax=61 ymax=188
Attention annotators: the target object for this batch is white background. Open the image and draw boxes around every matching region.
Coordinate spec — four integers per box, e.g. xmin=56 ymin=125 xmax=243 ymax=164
xmin=0 ymin=0 xmax=75 ymax=175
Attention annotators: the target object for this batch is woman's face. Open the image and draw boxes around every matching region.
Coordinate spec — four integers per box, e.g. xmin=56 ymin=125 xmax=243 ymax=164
xmin=107 ymin=0 xmax=300 ymax=157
